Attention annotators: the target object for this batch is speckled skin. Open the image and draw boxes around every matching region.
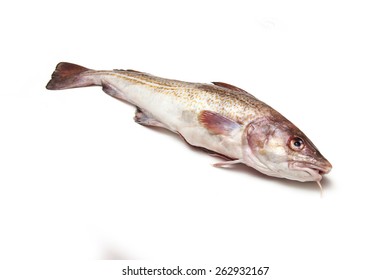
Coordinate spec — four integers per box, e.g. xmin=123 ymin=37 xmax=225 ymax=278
xmin=46 ymin=62 xmax=332 ymax=183
xmin=101 ymin=70 xmax=270 ymax=124
xmin=86 ymin=69 xmax=281 ymax=160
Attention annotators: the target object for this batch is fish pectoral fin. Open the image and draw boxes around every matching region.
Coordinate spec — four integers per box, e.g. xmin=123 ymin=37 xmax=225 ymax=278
xmin=198 ymin=110 xmax=241 ymax=136
xmin=213 ymin=159 xmax=242 ymax=168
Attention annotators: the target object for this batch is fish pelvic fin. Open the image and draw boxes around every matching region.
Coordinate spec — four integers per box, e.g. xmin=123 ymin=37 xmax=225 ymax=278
xmin=46 ymin=62 xmax=97 ymax=90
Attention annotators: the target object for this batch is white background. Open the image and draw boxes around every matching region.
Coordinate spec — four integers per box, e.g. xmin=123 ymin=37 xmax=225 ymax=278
xmin=1 ymin=0 xmax=389 ymax=279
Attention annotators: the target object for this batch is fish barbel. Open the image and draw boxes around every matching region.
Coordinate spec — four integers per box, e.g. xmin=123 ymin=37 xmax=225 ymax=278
xmin=46 ymin=62 xmax=332 ymax=185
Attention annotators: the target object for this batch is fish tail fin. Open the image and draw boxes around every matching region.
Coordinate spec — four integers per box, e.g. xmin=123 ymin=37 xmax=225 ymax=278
xmin=46 ymin=62 xmax=98 ymax=90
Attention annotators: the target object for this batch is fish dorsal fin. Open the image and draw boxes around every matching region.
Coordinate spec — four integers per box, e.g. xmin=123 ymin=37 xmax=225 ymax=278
xmin=212 ymin=82 xmax=256 ymax=99
xmin=114 ymin=69 xmax=144 ymax=74
xmin=212 ymin=82 xmax=248 ymax=93
xmin=198 ymin=110 xmax=241 ymax=136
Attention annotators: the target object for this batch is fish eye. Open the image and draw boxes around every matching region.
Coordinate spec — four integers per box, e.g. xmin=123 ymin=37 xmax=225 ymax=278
xmin=289 ymin=136 xmax=305 ymax=151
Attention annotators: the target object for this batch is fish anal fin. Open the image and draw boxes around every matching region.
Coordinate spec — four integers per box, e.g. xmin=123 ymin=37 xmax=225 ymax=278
xmin=213 ymin=159 xmax=242 ymax=167
xmin=102 ymin=82 xmax=118 ymax=96
xmin=198 ymin=110 xmax=241 ymax=136
xmin=134 ymin=107 xmax=167 ymax=128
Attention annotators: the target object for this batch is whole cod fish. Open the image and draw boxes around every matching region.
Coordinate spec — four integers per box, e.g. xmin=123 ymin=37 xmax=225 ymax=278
xmin=46 ymin=62 xmax=332 ymax=189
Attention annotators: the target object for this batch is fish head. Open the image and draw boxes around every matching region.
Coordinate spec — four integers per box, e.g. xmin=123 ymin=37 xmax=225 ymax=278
xmin=243 ymin=115 xmax=332 ymax=182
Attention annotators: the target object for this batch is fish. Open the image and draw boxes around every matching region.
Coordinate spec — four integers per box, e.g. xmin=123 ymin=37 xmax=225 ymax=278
xmin=46 ymin=62 xmax=332 ymax=189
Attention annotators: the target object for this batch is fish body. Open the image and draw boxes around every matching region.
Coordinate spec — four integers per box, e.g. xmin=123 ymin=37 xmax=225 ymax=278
xmin=46 ymin=62 xmax=332 ymax=184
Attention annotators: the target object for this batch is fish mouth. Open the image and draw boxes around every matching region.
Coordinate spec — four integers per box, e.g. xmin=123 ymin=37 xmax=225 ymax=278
xmin=289 ymin=161 xmax=332 ymax=181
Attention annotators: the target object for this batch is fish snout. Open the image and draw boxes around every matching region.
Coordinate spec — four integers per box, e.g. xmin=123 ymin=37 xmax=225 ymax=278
xmin=288 ymin=159 xmax=332 ymax=181
xmin=316 ymin=160 xmax=332 ymax=175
